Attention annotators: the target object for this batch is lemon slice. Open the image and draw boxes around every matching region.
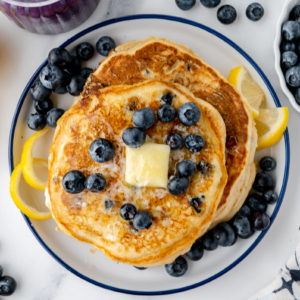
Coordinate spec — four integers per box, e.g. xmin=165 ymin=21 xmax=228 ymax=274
xmin=21 ymin=128 xmax=49 ymax=191
xmin=10 ymin=160 xmax=52 ymax=220
xmin=227 ymin=66 xmax=265 ymax=118
xmin=256 ymin=108 xmax=289 ymax=151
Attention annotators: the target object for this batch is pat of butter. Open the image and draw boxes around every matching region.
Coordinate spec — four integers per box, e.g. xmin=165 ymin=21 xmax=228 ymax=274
xmin=125 ymin=142 xmax=170 ymax=188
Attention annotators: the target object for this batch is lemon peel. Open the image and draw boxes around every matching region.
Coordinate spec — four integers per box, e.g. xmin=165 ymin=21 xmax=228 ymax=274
xmin=21 ymin=128 xmax=49 ymax=191
xmin=256 ymin=107 xmax=289 ymax=151
xmin=228 ymin=66 xmax=265 ymax=118
xmin=10 ymin=160 xmax=52 ymax=220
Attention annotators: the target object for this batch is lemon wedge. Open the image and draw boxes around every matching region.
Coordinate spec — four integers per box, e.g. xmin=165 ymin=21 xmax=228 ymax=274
xmin=227 ymin=66 xmax=265 ymax=118
xmin=21 ymin=128 xmax=49 ymax=191
xmin=255 ymin=108 xmax=289 ymax=151
xmin=10 ymin=160 xmax=52 ymax=220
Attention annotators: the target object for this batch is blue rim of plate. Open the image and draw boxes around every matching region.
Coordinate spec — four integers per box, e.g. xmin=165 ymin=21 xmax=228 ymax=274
xmin=8 ymin=14 xmax=290 ymax=296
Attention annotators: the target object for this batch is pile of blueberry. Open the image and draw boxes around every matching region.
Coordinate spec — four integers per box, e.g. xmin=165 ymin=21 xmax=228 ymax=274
xmin=175 ymin=0 xmax=264 ymax=24
xmin=62 ymin=138 xmax=116 ymax=194
xmin=280 ymin=6 xmax=300 ymax=105
xmin=150 ymin=156 xmax=277 ymax=277
xmin=171 ymin=160 xmax=196 ymax=196
xmin=27 ymin=36 xmax=117 ymax=131
xmin=120 ymin=203 xmax=152 ymax=231
xmin=62 ymin=171 xmax=107 ymax=194
xmin=0 ymin=266 xmax=17 ymax=296
xmin=122 ymin=95 xmax=205 ymax=196
xmin=63 ymin=95 xmax=206 ymax=231
xmin=62 ymin=140 xmax=153 ymax=231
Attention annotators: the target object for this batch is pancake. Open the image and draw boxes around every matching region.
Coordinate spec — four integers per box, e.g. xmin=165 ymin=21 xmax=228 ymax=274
xmin=85 ymin=37 xmax=257 ymax=224
xmin=46 ymin=80 xmax=227 ymax=267
xmin=209 ymin=162 xmax=256 ymax=229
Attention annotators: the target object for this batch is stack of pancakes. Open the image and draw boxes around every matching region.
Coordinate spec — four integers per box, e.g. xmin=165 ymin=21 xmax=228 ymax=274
xmin=46 ymin=37 xmax=257 ymax=267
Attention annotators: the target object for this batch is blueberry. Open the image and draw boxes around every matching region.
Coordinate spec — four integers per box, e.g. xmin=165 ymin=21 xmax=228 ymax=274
xmin=282 ymin=51 xmax=298 ymax=69
xmin=120 ymin=203 xmax=137 ymax=220
xmin=197 ymin=161 xmax=210 ymax=175
xmin=66 ymin=75 xmax=86 ymax=96
xmin=161 ymin=92 xmax=174 ymax=105
xmin=53 ymin=71 xmax=71 ymax=94
xmin=122 ymin=127 xmax=146 ymax=148
xmin=96 ymin=36 xmax=116 ymax=57
xmin=177 ymin=160 xmax=196 ymax=177
xmin=48 ymin=48 xmax=71 ymax=68
xmin=297 ymin=43 xmax=300 ymax=56
xmin=253 ymin=212 xmax=270 ymax=231
xmin=165 ymin=256 xmax=188 ymax=277
xmin=290 ymin=5 xmax=300 ymax=22
xmin=246 ymin=194 xmax=267 ymax=213
xmin=280 ymin=41 xmax=296 ymax=53
xmin=236 ymin=205 xmax=252 ymax=219
xmin=27 ymin=113 xmax=46 ymax=131
xmin=262 ymin=189 xmax=278 ymax=205
xmin=246 ymin=3 xmax=264 ymax=21
xmin=296 ymin=87 xmax=300 ymax=105
xmin=226 ymin=135 xmax=238 ymax=149
xmin=0 ymin=276 xmax=17 ymax=296
xmin=46 ymin=108 xmax=65 ymax=127
xmin=285 ymin=66 xmax=300 ymax=87
xmin=175 ymin=0 xmax=195 ymax=11
xmin=213 ymin=223 xmax=236 ymax=247
xmin=80 ymin=68 xmax=93 ymax=79
xmin=105 ymin=199 xmax=114 ymax=210
xmin=34 ymin=98 xmax=53 ymax=115
xmin=62 ymin=170 xmax=85 ymax=194
xmin=282 ymin=21 xmax=300 ymax=42
xmin=200 ymin=0 xmax=220 ymax=8
xmin=157 ymin=104 xmax=176 ymax=123
xmin=84 ymin=174 xmax=106 ymax=193
xmin=76 ymin=42 xmax=94 ymax=61
xmin=39 ymin=65 xmax=65 ymax=90
xmin=167 ymin=176 xmax=189 ymax=195
xmin=253 ymin=172 xmax=275 ymax=193
xmin=189 ymin=196 xmax=203 ymax=208
xmin=89 ymin=138 xmax=115 ymax=163
xmin=133 ymin=211 xmax=152 ymax=230
xmin=30 ymin=80 xmax=52 ymax=101
xmin=185 ymin=134 xmax=205 ymax=152
xmin=230 ymin=231 xmax=238 ymax=246
xmin=53 ymin=85 xmax=67 ymax=94
xmin=178 ymin=102 xmax=200 ymax=126
xmin=66 ymin=55 xmax=81 ymax=75
xmin=217 ymin=5 xmax=237 ymax=25
xmin=202 ymin=230 xmax=218 ymax=250
xmin=233 ymin=216 xmax=253 ymax=239
xmin=166 ymin=133 xmax=183 ymax=150
xmin=186 ymin=240 xmax=204 ymax=261
xmin=134 ymin=266 xmax=147 ymax=270
xmin=260 ymin=156 xmax=276 ymax=172
xmin=132 ymin=107 xmax=155 ymax=129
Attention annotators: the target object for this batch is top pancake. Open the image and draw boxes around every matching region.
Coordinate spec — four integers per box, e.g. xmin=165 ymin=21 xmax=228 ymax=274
xmin=47 ymin=80 xmax=227 ymax=267
xmin=85 ymin=37 xmax=257 ymax=222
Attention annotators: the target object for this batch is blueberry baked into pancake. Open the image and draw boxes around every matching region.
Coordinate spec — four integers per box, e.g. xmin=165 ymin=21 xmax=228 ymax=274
xmin=82 ymin=37 xmax=258 ymax=227
xmin=46 ymin=80 xmax=227 ymax=267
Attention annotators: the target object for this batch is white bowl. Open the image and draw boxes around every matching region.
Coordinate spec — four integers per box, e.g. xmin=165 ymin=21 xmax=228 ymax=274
xmin=274 ymin=0 xmax=300 ymax=113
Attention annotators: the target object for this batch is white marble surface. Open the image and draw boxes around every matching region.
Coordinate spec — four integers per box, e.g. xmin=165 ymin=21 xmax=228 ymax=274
xmin=0 ymin=0 xmax=300 ymax=299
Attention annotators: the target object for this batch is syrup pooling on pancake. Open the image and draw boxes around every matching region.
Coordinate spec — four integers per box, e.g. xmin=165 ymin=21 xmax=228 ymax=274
xmin=47 ymin=80 xmax=227 ymax=266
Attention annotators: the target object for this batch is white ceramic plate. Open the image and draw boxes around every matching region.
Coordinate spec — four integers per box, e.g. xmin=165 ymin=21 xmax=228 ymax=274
xmin=274 ymin=0 xmax=300 ymax=113
xmin=9 ymin=15 xmax=290 ymax=295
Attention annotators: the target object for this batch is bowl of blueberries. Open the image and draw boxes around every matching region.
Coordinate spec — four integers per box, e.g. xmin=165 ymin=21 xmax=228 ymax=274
xmin=275 ymin=0 xmax=300 ymax=113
